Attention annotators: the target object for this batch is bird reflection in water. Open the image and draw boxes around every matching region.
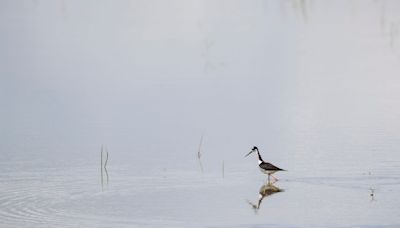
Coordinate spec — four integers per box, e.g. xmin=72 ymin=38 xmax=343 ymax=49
xmin=247 ymin=181 xmax=284 ymax=213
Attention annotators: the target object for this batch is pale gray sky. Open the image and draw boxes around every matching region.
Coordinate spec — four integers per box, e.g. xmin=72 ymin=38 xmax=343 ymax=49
xmin=1 ymin=0 xmax=400 ymax=171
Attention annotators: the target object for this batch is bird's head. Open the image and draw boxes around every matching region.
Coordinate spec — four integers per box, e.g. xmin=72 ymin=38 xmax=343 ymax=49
xmin=245 ymin=146 xmax=258 ymax=157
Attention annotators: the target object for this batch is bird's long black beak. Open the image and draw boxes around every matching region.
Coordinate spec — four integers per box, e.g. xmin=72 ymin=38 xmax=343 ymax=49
xmin=244 ymin=150 xmax=254 ymax=157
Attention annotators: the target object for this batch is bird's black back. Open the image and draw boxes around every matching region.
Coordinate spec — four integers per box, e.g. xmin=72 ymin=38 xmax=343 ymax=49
xmin=259 ymin=162 xmax=284 ymax=171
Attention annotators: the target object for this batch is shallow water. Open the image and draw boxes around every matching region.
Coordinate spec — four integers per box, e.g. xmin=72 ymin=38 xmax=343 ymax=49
xmin=1 ymin=160 xmax=400 ymax=227
xmin=1 ymin=0 xmax=400 ymax=227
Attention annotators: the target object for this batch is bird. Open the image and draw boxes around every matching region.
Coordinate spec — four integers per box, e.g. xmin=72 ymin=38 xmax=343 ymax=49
xmin=245 ymin=146 xmax=286 ymax=182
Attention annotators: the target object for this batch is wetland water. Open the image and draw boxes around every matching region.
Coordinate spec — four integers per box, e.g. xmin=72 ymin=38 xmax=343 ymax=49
xmin=1 ymin=0 xmax=400 ymax=227
xmin=0 ymin=159 xmax=399 ymax=227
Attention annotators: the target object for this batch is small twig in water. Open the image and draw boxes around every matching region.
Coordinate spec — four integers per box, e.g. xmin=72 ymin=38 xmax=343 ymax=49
xmin=197 ymin=135 xmax=203 ymax=159
xmin=101 ymin=145 xmax=104 ymax=190
xmin=197 ymin=135 xmax=204 ymax=173
xmin=198 ymin=159 xmax=204 ymax=173
xmin=369 ymin=188 xmax=375 ymax=201
xmin=104 ymin=147 xmax=109 ymax=169
xmin=222 ymin=160 xmax=224 ymax=178
xmin=104 ymin=147 xmax=109 ymax=186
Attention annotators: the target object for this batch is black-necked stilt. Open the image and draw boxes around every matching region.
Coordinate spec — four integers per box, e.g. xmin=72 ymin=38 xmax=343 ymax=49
xmin=245 ymin=146 xmax=286 ymax=182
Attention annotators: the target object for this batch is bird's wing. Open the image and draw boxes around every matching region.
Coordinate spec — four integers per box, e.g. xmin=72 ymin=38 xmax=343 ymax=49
xmin=259 ymin=162 xmax=284 ymax=171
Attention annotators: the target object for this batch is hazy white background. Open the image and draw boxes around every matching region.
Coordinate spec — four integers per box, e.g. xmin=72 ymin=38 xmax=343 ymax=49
xmin=1 ymin=1 xmax=400 ymax=226
xmin=2 ymin=0 xmax=399 ymax=171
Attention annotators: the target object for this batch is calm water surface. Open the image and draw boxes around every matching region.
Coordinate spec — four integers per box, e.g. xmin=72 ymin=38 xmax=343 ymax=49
xmin=1 ymin=0 xmax=400 ymax=227
xmin=1 ymin=160 xmax=400 ymax=227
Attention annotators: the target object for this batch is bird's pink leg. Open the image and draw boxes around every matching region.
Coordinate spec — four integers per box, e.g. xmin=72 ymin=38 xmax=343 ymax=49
xmin=270 ymin=174 xmax=279 ymax=182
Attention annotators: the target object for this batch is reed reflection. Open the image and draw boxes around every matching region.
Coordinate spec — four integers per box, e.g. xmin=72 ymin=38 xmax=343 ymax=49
xmin=100 ymin=145 xmax=109 ymax=191
xmin=247 ymin=180 xmax=284 ymax=213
